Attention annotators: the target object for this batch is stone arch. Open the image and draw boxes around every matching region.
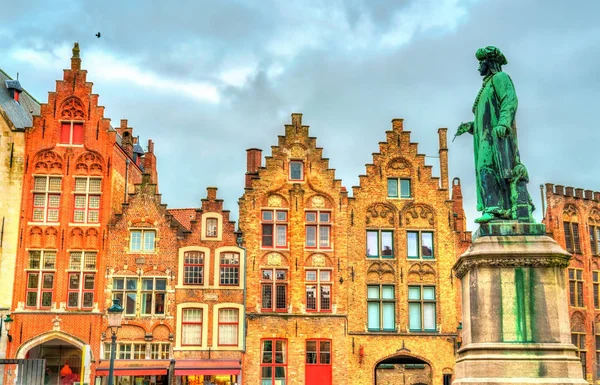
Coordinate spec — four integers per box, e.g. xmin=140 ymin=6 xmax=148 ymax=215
xmin=70 ymin=227 xmax=84 ymax=249
xmin=563 ymin=204 xmax=579 ymax=222
xmin=571 ymin=311 xmax=586 ymax=333
xmin=59 ymin=96 xmax=85 ymax=120
xmin=408 ymin=262 xmax=436 ymax=283
xmin=15 ymin=331 xmax=92 ymax=360
xmin=403 ymin=203 xmax=435 ymax=227
xmin=386 ymin=157 xmax=413 ymax=177
xmin=265 ymin=193 xmax=289 ymax=208
xmin=119 ymin=324 xmax=147 ymax=340
xmin=151 ymin=323 xmax=172 ymax=341
xmin=374 ymin=351 xmax=434 ymax=385
xmin=33 ymin=150 xmax=63 ymax=173
xmin=29 ymin=227 xmax=43 ymax=247
xmin=85 ymin=228 xmax=99 ymax=249
xmin=44 ymin=227 xmax=58 ymax=248
xmin=74 ymin=150 xmax=104 ymax=175
xmin=305 ymin=193 xmax=334 ymax=209
xmin=589 ymin=208 xmax=600 ymax=224
xmin=366 ymin=202 xmax=397 ymax=227
xmin=367 ymin=261 xmax=396 ymax=282
xmin=142 ymin=269 xmax=168 ymax=276
xmin=305 ymin=253 xmax=333 ymax=268
xmin=260 ymin=252 xmax=289 ymax=267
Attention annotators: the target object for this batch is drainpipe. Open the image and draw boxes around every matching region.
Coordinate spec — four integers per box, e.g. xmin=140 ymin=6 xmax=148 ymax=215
xmin=124 ymin=159 xmax=130 ymax=203
xmin=235 ymin=229 xmax=246 ymax=385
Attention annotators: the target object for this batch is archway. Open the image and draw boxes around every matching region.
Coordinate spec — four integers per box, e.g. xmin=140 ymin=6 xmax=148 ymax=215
xmin=374 ymin=354 xmax=432 ymax=385
xmin=16 ymin=332 xmax=90 ymax=385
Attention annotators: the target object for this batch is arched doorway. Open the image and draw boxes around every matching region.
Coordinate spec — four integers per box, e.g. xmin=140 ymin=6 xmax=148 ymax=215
xmin=15 ymin=332 xmax=90 ymax=385
xmin=374 ymin=354 xmax=432 ymax=385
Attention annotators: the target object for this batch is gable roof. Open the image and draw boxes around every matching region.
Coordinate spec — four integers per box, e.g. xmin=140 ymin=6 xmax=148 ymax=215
xmin=0 ymin=69 xmax=40 ymax=130
xmin=167 ymin=208 xmax=197 ymax=231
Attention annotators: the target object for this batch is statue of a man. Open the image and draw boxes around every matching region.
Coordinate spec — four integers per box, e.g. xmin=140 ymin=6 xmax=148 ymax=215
xmin=455 ymin=46 xmax=534 ymax=223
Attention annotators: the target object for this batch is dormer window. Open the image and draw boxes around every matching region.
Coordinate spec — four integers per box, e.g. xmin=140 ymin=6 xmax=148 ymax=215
xmin=290 ymin=161 xmax=304 ymax=181
xmin=60 ymin=122 xmax=84 ymax=145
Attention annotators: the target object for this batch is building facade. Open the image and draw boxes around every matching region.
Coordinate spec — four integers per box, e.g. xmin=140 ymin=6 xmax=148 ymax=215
xmin=0 ymin=69 xmax=40 ymax=381
xmin=544 ymin=183 xmax=600 ymax=382
xmin=4 ymin=44 xmax=146 ymax=384
xmin=346 ymin=120 xmax=470 ymax=385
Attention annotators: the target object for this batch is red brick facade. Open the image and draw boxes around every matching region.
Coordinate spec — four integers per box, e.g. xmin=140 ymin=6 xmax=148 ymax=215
xmin=543 ymin=183 xmax=600 ymax=382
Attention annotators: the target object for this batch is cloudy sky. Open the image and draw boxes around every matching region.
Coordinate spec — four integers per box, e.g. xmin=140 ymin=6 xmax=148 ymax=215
xmin=2 ymin=0 xmax=599 ymax=230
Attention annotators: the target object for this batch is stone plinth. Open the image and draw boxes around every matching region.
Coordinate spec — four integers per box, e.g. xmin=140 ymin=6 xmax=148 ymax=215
xmin=452 ymin=223 xmax=586 ymax=384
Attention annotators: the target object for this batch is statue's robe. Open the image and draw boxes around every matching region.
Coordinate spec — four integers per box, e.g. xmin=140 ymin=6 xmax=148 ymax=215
xmin=472 ymin=71 xmax=521 ymax=217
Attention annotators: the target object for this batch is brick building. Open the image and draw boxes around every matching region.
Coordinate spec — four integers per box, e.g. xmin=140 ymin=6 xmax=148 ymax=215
xmin=4 ymin=43 xmax=146 ymax=384
xmin=0 ymin=70 xmax=40 ymax=381
xmin=543 ymin=183 xmax=600 ymax=382
xmin=239 ymin=114 xmax=350 ymax=385
xmin=345 ymin=119 xmax=470 ymax=385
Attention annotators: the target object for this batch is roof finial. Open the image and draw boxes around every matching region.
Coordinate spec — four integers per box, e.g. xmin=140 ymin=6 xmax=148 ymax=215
xmin=72 ymin=42 xmax=80 ymax=59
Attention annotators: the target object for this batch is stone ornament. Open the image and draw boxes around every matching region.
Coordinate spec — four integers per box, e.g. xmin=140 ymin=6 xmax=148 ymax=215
xmin=386 ymin=157 xmax=412 ymax=174
xmin=403 ymin=203 xmax=434 ymax=227
xmin=34 ymin=150 xmax=63 ymax=172
xmin=60 ymin=96 xmax=86 ymax=120
xmin=454 ymin=255 xmax=570 ymax=279
xmin=311 ymin=254 xmax=326 ymax=267
xmin=408 ymin=262 xmax=436 ymax=282
xmin=267 ymin=252 xmax=282 ymax=266
xmin=366 ymin=202 xmax=396 ymax=227
xmin=311 ymin=195 xmax=325 ymax=208
xmin=289 ymin=145 xmax=305 ymax=159
xmin=267 ymin=195 xmax=282 ymax=207
xmin=75 ymin=150 xmax=104 ymax=174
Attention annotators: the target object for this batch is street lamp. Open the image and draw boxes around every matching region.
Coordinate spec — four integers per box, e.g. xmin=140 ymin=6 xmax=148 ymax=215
xmin=106 ymin=299 xmax=124 ymax=385
xmin=4 ymin=314 xmax=13 ymax=342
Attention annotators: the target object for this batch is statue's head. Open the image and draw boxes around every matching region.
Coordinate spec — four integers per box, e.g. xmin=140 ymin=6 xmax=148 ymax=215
xmin=476 ymin=46 xmax=507 ymax=76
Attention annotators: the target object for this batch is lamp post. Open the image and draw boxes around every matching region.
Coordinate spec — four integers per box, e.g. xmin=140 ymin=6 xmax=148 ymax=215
xmin=106 ymin=299 xmax=124 ymax=385
xmin=3 ymin=314 xmax=13 ymax=342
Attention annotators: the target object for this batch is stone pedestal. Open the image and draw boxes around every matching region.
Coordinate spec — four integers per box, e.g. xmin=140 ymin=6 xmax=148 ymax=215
xmin=452 ymin=222 xmax=586 ymax=384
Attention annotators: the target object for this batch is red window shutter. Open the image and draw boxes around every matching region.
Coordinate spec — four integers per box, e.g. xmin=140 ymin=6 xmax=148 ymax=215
xmin=72 ymin=123 xmax=84 ymax=144
xmin=60 ymin=123 xmax=71 ymax=144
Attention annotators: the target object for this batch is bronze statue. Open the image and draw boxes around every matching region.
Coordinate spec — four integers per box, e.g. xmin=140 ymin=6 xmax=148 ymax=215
xmin=455 ymin=46 xmax=534 ymax=223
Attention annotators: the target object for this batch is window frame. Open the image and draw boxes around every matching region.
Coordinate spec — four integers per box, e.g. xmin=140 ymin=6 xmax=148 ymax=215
xmin=367 ymin=284 xmax=396 ymax=332
xmin=594 ymin=271 xmax=600 ymax=310
xmin=305 ymin=269 xmax=332 ymax=313
xmin=387 ymin=178 xmax=411 ymax=198
xmin=73 ymin=177 xmax=101 ymax=224
xmin=407 ymin=230 xmax=435 ymax=260
xmin=66 ymin=250 xmax=97 ymax=310
xmin=217 ymin=308 xmax=239 ymax=346
xmin=572 ymin=332 xmax=587 ymax=378
xmin=305 ymin=339 xmax=331 ymax=365
xmin=25 ymin=250 xmax=56 ymax=309
xmin=112 ymin=277 xmax=138 ymax=316
xmin=129 ymin=229 xmax=156 ymax=253
xmin=261 ymin=268 xmax=288 ymax=312
xmin=590 ymin=224 xmax=600 ymax=256
xmin=150 ymin=343 xmax=171 ymax=359
xmin=140 ymin=277 xmax=167 ymax=316
xmin=408 ymin=285 xmax=437 ymax=332
xmin=183 ymin=250 xmax=204 ymax=286
xmin=260 ymin=339 xmax=288 ymax=385
xmin=564 ymin=221 xmax=581 ymax=254
xmin=219 ymin=252 xmax=240 ymax=286
xmin=206 ymin=217 xmax=218 ymax=238
xmin=32 ymin=176 xmax=62 ymax=223
xmin=261 ymin=210 xmax=288 ymax=249
xmin=569 ymin=268 xmax=584 ymax=307
xmin=289 ymin=160 xmax=304 ymax=181
xmin=366 ymin=229 xmax=394 ymax=259
xmin=305 ymin=211 xmax=332 ymax=249
xmin=181 ymin=308 xmax=203 ymax=346
xmin=59 ymin=121 xmax=84 ymax=146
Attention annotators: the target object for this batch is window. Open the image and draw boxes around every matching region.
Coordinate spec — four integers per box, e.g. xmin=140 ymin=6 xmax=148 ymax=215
xmin=130 ymin=229 xmax=156 ymax=252
xmin=26 ymin=250 xmax=56 ymax=309
xmin=132 ymin=343 xmax=146 ymax=359
xmin=367 ymin=285 xmax=395 ymax=331
xmin=305 ymin=211 xmax=331 ymax=248
xmin=206 ymin=218 xmax=218 ymax=238
xmin=289 ymin=161 xmax=303 ymax=181
xmin=367 ymin=230 xmax=394 ymax=258
xmin=141 ymin=278 xmax=166 ymax=316
xmin=32 ymin=176 xmax=61 ymax=222
xmin=151 ymin=343 xmax=171 ymax=359
xmin=261 ymin=269 xmax=288 ymax=312
xmin=218 ymin=308 xmax=239 ymax=346
xmin=73 ymin=177 xmax=101 ymax=223
xmin=408 ymin=286 xmax=436 ymax=331
xmin=305 ymin=270 xmax=332 ymax=312
xmin=113 ymin=277 xmax=138 ymax=316
xmin=262 ymin=210 xmax=288 ymax=248
xmin=590 ymin=224 xmax=600 ymax=256
xmin=387 ymin=178 xmax=411 ymax=198
xmin=595 ymin=271 xmax=600 ymax=310
xmin=564 ymin=221 xmax=581 ymax=254
xmin=220 ymin=252 xmax=240 ymax=285
xmin=182 ymin=308 xmax=202 ymax=346
xmin=407 ymin=231 xmax=434 ymax=259
xmin=183 ymin=251 xmax=204 ymax=285
xmin=596 ymin=334 xmax=600 ymax=377
xmin=60 ymin=121 xmax=83 ymax=145
xmin=306 ymin=339 xmax=331 ymax=364
xmin=261 ymin=339 xmax=287 ymax=385
xmin=569 ymin=268 xmax=584 ymax=307
xmin=67 ymin=251 xmax=96 ymax=309
xmin=572 ymin=333 xmax=586 ymax=377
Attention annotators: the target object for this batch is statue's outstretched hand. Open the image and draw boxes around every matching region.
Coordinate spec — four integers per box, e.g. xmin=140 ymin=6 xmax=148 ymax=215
xmin=493 ymin=125 xmax=509 ymax=138
xmin=454 ymin=122 xmax=473 ymax=141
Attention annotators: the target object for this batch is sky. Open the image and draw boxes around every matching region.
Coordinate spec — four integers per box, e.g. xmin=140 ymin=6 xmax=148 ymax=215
xmin=2 ymin=0 xmax=599 ymax=230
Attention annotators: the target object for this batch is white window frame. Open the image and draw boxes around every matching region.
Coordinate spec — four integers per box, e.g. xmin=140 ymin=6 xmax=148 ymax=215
xmin=32 ymin=175 xmax=62 ymax=223
xmin=73 ymin=177 xmax=102 ymax=224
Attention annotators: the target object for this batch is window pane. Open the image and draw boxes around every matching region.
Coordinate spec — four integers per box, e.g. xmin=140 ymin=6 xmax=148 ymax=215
xmin=29 ymin=251 xmax=41 ymax=269
xmin=219 ymin=308 xmax=238 ymax=322
xmin=306 ymin=285 xmax=317 ymax=310
xmin=130 ymin=231 xmax=141 ymax=250
xmin=424 ymin=303 xmax=436 ymax=330
xmin=219 ymin=324 xmax=238 ymax=345
xmin=142 ymin=279 xmax=153 ymax=290
xmin=387 ymin=179 xmax=398 ymax=197
xmin=368 ymin=302 xmax=380 ymax=329
xmin=69 ymin=252 xmax=82 ymax=269
xmin=305 ymin=212 xmax=317 ymax=222
xmin=89 ymin=178 xmax=101 ymax=193
xmin=28 ymin=273 xmax=39 ymax=288
xmin=400 ymin=179 xmax=411 ymax=197
xmin=276 ymin=211 xmax=287 ymax=221
xmin=408 ymin=286 xmax=421 ymax=300
xmin=367 ymin=231 xmax=378 ymax=257
xmin=125 ymin=293 xmax=136 ymax=314
xmin=290 ymin=161 xmax=302 ymax=180
xmin=84 ymin=252 xmax=97 ymax=269
xmin=275 ymin=285 xmax=287 ymax=310
xmin=275 ymin=340 xmax=286 ymax=363
xmin=382 ymin=303 xmax=395 ymax=330
xmin=367 ymin=286 xmax=380 ymax=299
xmin=321 ymin=286 xmax=331 ymax=310
xmin=206 ymin=218 xmax=217 ymax=237
xmin=75 ymin=178 xmax=87 ymax=192
xmin=89 ymin=195 xmax=100 ymax=209
xmin=262 ymin=285 xmax=273 ymax=309
xmin=27 ymin=292 xmax=37 ymax=307
xmin=34 ymin=177 xmax=47 ymax=191
xmin=74 ymin=195 xmax=86 ymax=208
xmin=48 ymin=195 xmax=60 ymax=207
xmin=84 ymin=274 xmax=95 ymax=289
xmin=421 ymin=232 xmax=433 ymax=258
xmin=42 ymin=274 xmax=54 ymax=289
xmin=382 ymin=286 xmax=394 ymax=299
xmin=144 ymin=231 xmax=155 ymax=251
xmin=262 ymin=224 xmax=273 ymax=247
xmin=319 ymin=226 xmax=330 ymax=247
xmin=409 ymin=303 xmax=422 ymax=330
xmin=262 ymin=211 xmax=273 ymax=221
xmin=183 ymin=325 xmax=202 ymax=345
xmin=41 ymin=292 xmax=52 ymax=307
xmin=154 ymin=293 xmax=165 ymax=314
xmin=155 ymin=279 xmax=167 ymax=290
xmin=113 ymin=278 xmax=124 ymax=290
xmin=407 ymin=232 xmax=418 ymax=258
xmin=320 ymin=212 xmax=330 ymax=222
xmin=83 ymin=292 xmax=94 ymax=308
xmin=43 ymin=252 xmax=56 ymax=269
xmin=306 ymin=226 xmax=316 ymax=247
xmin=262 ymin=341 xmax=273 ymax=363
xmin=183 ymin=308 xmax=202 ymax=322
xmin=141 ymin=293 xmax=152 ymax=314
xmin=126 ymin=278 xmax=137 ymax=290
xmin=381 ymin=231 xmax=393 ymax=257
xmin=276 ymin=225 xmax=287 ymax=247
xmin=423 ymin=286 xmax=435 ymax=300
xmin=320 ymin=271 xmax=331 ymax=281
xmin=69 ymin=274 xmax=80 ymax=290
xmin=48 ymin=177 xmax=61 ymax=191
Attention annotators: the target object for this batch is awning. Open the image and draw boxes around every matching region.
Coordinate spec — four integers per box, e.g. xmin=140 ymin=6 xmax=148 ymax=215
xmin=96 ymin=360 xmax=170 ymax=376
xmin=174 ymin=360 xmax=241 ymax=376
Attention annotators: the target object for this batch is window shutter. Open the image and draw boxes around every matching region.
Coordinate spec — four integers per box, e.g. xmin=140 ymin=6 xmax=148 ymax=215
xmin=72 ymin=123 xmax=84 ymax=144
xmin=60 ymin=123 xmax=71 ymax=143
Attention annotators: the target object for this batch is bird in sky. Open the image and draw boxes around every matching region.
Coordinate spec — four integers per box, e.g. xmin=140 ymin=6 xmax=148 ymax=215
xmin=95 ymin=32 xmax=101 ymax=38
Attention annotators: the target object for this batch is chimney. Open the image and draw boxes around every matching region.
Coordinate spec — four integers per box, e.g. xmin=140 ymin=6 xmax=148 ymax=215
xmin=119 ymin=119 xmax=134 ymax=158
xmin=144 ymin=139 xmax=158 ymax=185
xmin=451 ymin=178 xmax=466 ymax=233
xmin=246 ymin=148 xmax=262 ymax=188
xmin=391 ymin=118 xmax=404 ymax=132
xmin=71 ymin=42 xmax=81 ymax=71
xmin=438 ymin=128 xmax=449 ymax=193
xmin=206 ymin=187 xmax=218 ymax=201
